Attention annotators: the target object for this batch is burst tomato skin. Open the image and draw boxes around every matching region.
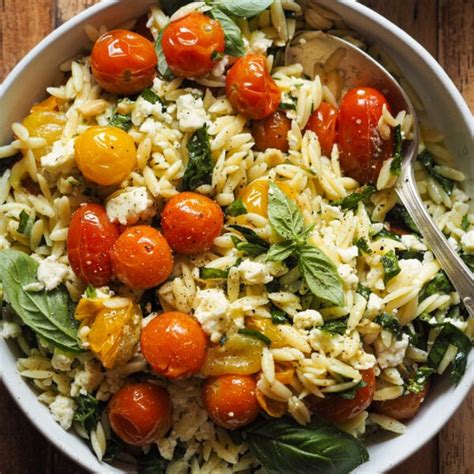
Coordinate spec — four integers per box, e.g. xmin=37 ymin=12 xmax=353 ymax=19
xmin=91 ymin=29 xmax=157 ymax=95
xmin=67 ymin=204 xmax=120 ymax=287
xmin=305 ymin=102 xmax=338 ymax=156
xmin=110 ymin=225 xmax=173 ymax=289
xmin=226 ymin=53 xmax=281 ymax=120
xmin=202 ymin=375 xmax=260 ymax=429
xmin=309 ymin=368 xmax=376 ymax=423
xmin=252 ymin=110 xmax=291 ymax=152
xmin=108 ymin=382 xmax=173 ymax=446
xmin=373 ymin=383 xmax=429 ymax=420
xmin=141 ymin=311 xmax=207 ymax=379
xmin=162 ymin=12 xmax=225 ymax=77
xmin=338 ymin=87 xmax=394 ymax=184
xmin=161 ymin=192 xmax=224 ymax=255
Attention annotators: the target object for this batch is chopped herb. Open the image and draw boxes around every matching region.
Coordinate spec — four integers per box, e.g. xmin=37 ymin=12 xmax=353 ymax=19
xmin=102 ymin=433 xmax=123 ymax=463
xmin=211 ymin=50 xmax=224 ymax=61
xmin=389 ymin=125 xmax=403 ymax=176
xmin=239 ymin=328 xmax=271 ymax=345
xmin=355 ymin=238 xmax=372 ymax=255
xmin=141 ymin=88 xmax=166 ymax=110
xmin=397 ymin=249 xmax=424 ymax=261
xmin=461 ymin=215 xmax=470 ymax=232
xmin=333 ymin=185 xmax=376 ymax=210
xmin=387 ymin=203 xmax=420 ymax=235
xmin=199 ymin=268 xmax=229 ymax=280
xmin=139 ymin=287 xmax=161 ymax=315
xmin=419 ymin=151 xmax=454 ymax=196
xmin=265 ymin=279 xmax=280 ymax=293
xmin=356 ymin=283 xmax=371 ymax=300
xmin=420 ymin=271 xmax=453 ymax=300
xmin=320 ymin=318 xmax=347 ymax=335
xmin=73 ymin=394 xmax=102 ymax=433
xmin=109 ymin=111 xmax=132 ymax=131
xmin=229 ymin=225 xmax=269 ymax=248
xmin=271 ymin=307 xmax=290 ymax=325
xmin=137 ymin=445 xmax=169 ymax=474
xmin=460 ymin=252 xmax=474 ymax=272
xmin=373 ymin=228 xmax=401 ymax=242
xmin=17 ymin=210 xmax=34 ymax=236
xmin=406 ymin=366 xmax=434 ymax=394
xmin=155 ymin=28 xmax=174 ymax=80
xmin=339 ymin=380 xmax=367 ymax=400
xmin=375 ymin=313 xmax=402 ymax=338
xmin=279 ymin=100 xmax=297 ymax=111
xmin=382 ymin=250 xmax=401 ymax=283
xmin=84 ymin=285 xmax=97 ymax=299
xmin=226 ymin=199 xmax=247 ymax=217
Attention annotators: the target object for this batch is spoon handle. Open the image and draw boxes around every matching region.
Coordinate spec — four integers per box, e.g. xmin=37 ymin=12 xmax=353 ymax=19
xmin=396 ymin=167 xmax=474 ymax=317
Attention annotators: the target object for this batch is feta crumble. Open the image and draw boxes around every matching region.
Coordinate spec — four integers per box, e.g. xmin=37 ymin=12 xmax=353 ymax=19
xmin=237 ymin=260 xmax=273 ymax=285
xmin=37 ymin=256 xmax=71 ymax=291
xmin=337 ymin=246 xmax=359 ymax=264
xmin=41 ymin=140 xmax=75 ymax=174
xmin=106 ymin=187 xmax=155 ymax=225
xmin=461 ymin=230 xmax=474 ymax=253
xmin=193 ymin=289 xmax=230 ymax=343
xmin=176 ymin=93 xmax=207 ymax=132
xmin=0 ymin=321 xmax=21 ymax=339
xmin=51 ymin=348 xmax=74 ymax=371
xmin=293 ymin=310 xmax=323 ymax=329
xmin=338 ymin=264 xmax=359 ymax=288
xmin=49 ymin=395 xmax=76 ymax=430
xmin=376 ymin=333 xmax=409 ymax=369
xmin=366 ymin=293 xmax=384 ymax=318
xmin=401 ymin=234 xmax=426 ymax=251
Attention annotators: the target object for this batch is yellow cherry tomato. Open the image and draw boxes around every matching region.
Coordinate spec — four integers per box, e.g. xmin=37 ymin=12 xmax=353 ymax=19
xmin=30 ymin=95 xmax=59 ymax=112
xmin=75 ymin=126 xmax=137 ymax=186
xmin=246 ymin=317 xmax=290 ymax=348
xmin=239 ymin=179 xmax=298 ymax=217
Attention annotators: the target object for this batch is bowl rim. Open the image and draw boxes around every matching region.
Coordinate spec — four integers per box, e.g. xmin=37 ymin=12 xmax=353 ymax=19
xmin=1 ymin=1 xmax=473 ymax=473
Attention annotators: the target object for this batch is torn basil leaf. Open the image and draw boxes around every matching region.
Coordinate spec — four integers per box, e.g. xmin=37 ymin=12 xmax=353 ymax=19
xmin=209 ymin=8 xmax=246 ymax=57
xmin=389 ymin=125 xmax=403 ymax=176
xmin=226 ymin=199 xmax=247 ymax=217
xmin=109 ymin=111 xmax=132 ymax=131
xmin=333 ymin=185 xmax=376 ymax=210
xmin=382 ymin=250 xmax=401 ymax=284
xmin=406 ymin=366 xmax=434 ymax=394
xmin=375 ymin=312 xmax=402 ymax=338
xmin=199 ymin=268 xmax=229 ymax=280
xmin=419 ymin=151 xmax=454 ymax=196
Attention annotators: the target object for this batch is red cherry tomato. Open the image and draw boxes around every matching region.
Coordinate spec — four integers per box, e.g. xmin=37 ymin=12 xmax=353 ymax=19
xmin=202 ymin=375 xmax=260 ymax=429
xmin=141 ymin=311 xmax=208 ymax=379
xmin=308 ymin=368 xmax=376 ymax=423
xmin=91 ymin=29 xmax=157 ymax=95
xmin=161 ymin=192 xmax=224 ymax=255
xmin=67 ymin=204 xmax=119 ymax=287
xmin=226 ymin=53 xmax=281 ymax=120
xmin=108 ymin=382 xmax=173 ymax=446
xmin=252 ymin=110 xmax=292 ymax=152
xmin=373 ymin=383 xmax=429 ymax=420
xmin=305 ymin=102 xmax=338 ymax=156
xmin=338 ymin=87 xmax=394 ymax=184
xmin=161 ymin=12 xmax=225 ymax=77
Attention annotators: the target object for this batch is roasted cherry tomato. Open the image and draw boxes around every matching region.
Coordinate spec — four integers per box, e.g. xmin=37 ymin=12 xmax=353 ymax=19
xmin=67 ymin=204 xmax=120 ymax=286
xmin=111 ymin=226 xmax=173 ymax=289
xmin=108 ymin=382 xmax=173 ymax=446
xmin=75 ymin=126 xmax=137 ymax=186
xmin=308 ymin=368 xmax=376 ymax=423
xmin=226 ymin=53 xmax=281 ymax=120
xmin=252 ymin=110 xmax=291 ymax=152
xmin=141 ymin=311 xmax=207 ymax=379
xmin=202 ymin=375 xmax=260 ymax=429
xmin=373 ymin=383 xmax=429 ymax=420
xmin=305 ymin=102 xmax=338 ymax=156
xmin=30 ymin=95 xmax=59 ymax=112
xmin=338 ymin=87 xmax=394 ymax=184
xmin=23 ymin=110 xmax=66 ymax=158
xmin=91 ymin=29 xmax=157 ymax=95
xmin=161 ymin=12 xmax=225 ymax=78
xmin=161 ymin=192 xmax=224 ymax=255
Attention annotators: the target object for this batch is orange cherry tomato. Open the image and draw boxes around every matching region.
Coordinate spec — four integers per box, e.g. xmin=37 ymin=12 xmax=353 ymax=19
xmin=305 ymin=102 xmax=338 ymax=156
xmin=23 ymin=110 xmax=66 ymax=158
xmin=161 ymin=192 xmax=224 ymax=255
xmin=308 ymin=368 xmax=376 ymax=423
xmin=30 ymin=95 xmax=58 ymax=112
xmin=226 ymin=53 xmax=281 ymax=120
xmin=252 ymin=110 xmax=291 ymax=152
xmin=67 ymin=204 xmax=120 ymax=286
xmin=91 ymin=29 xmax=157 ymax=95
xmin=141 ymin=311 xmax=207 ymax=379
xmin=202 ymin=375 xmax=260 ymax=429
xmin=373 ymin=383 xmax=429 ymax=420
xmin=108 ymin=382 xmax=173 ymax=446
xmin=338 ymin=87 xmax=394 ymax=184
xmin=111 ymin=226 xmax=173 ymax=290
xmin=75 ymin=126 xmax=137 ymax=186
xmin=161 ymin=12 xmax=225 ymax=78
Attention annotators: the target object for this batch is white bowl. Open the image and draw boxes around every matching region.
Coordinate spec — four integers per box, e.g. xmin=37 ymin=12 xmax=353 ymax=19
xmin=1 ymin=1 xmax=473 ymax=472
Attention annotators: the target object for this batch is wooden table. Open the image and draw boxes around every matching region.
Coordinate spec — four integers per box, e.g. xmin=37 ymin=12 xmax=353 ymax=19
xmin=1 ymin=1 xmax=472 ymax=473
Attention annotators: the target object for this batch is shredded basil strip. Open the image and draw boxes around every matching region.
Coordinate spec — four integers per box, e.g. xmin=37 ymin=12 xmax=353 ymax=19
xmin=320 ymin=318 xmax=348 ymax=335
xmin=333 ymin=185 xmax=376 ymax=210
xmin=109 ymin=111 xmax=132 ymax=131
xmin=419 ymin=150 xmax=454 ymax=196
xmin=18 ymin=210 xmax=34 ymax=236
xmin=226 ymin=199 xmax=247 ymax=217
xmin=375 ymin=312 xmax=402 ymax=338
xmin=199 ymin=268 xmax=229 ymax=280
xmin=389 ymin=125 xmax=403 ymax=175
xmin=382 ymin=250 xmax=401 ymax=283
xmin=406 ymin=366 xmax=434 ymax=393
xmin=238 ymin=328 xmax=271 ymax=345
xmin=339 ymin=380 xmax=367 ymax=400
xmin=420 ymin=271 xmax=453 ymax=300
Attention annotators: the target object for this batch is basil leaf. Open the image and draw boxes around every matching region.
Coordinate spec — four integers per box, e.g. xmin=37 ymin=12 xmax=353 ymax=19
xmin=182 ymin=125 xmax=214 ymax=191
xmin=109 ymin=111 xmax=132 ymax=131
xmin=419 ymin=151 xmax=454 ymax=196
xmin=0 ymin=153 xmax=22 ymax=175
xmin=209 ymin=0 xmax=273 ymax=17
xmin=268 ymin=182 xmax=305 ymax=241
xmin=389 ymin=125 xmax=403 ymax=176
xmin=320 ymin=318 xmax=347 ymax=335
xmin=266 ymin=241 xmax=298 ymax=262
xmin=461 ymin=215 xmax=469 ymax=232
xmin=271 ymin=308 xmax=290 ymax=325
xmin=200 ymin=268 xmax=229 ymax=280
xmin=382 ymin=250 xmax=400 ymax=284
xmin=420 ymin=271 xmax=453 ymax=300
xmin=333 ymin=185 xmax=376 ymax=210
xmin=73 ymin=393 xmax=102 ymax=433
xmin=356 ymin=283 xmax=371 ymax=300
xmin=155 ymin=29 xmax=174 ymax=79
xmin=279 ymin=101 xmax=297 ymax=111
xmin=373 ymin=228 xmax=401 ymax=242
xmin=355 ymin=238 xmax=371 ymax=255
xmin=375 ymin=312 xmax=402 ymax=338
xmin=0 ymin=250 xmax=82 ymax=353
xmin=406 ymin=366 xmax=434 ymax=394
xmin=226 ymin=199 xmax=247 ymax=217
xmin=339 ymin=380 xmax=367 ymax=400
xmin=84 ymin=285 xmax=97 ymax=299
xmin=238 ymin=328 xmax=271 ymax=345
xmin=138 ymin=445 xmax=169 ymax=474
xmin=18 ymin=210 xmax=34 ymax=236
xmin=209 ymin=8 xmax=246 ymax=57
xmin=102 ymin=433 xmax=124 ymax=463
xmin=141 ymin=88 xmax=166 ymax=110
xmin=460 ymin=252 xmax=474 ymax=272
xmin=236 ymin=242 xmax=268 ymax=256
xmin=158 ymin=0 xmax=193 ymax=16
xmin=297 ymin=245 xmax=344 ymax=307
xmin=229 ymin=225 xmax=269 ymax=248
xmin=244 ymin=417 xmax=369 ymax=474
xmin=387 ymin=203 xmax=420 ymax=235
xmin=397 ymin=249 xmax=424 ymax=261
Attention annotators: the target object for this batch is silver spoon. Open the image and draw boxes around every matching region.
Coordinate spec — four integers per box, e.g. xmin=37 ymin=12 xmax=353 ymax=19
xmin=286 ymin=31 xmax=474 ymax=316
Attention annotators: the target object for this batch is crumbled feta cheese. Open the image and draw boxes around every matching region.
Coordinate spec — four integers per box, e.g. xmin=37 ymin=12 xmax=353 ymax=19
xmin=338 ymin=264 xmax=359 ymax=287
xmin=41 ymin=140 xmax=75 ymax=173
xmin=250 ymin=31 xmax=273 ymax=54
xmin=401 ymin=234 xmax=426 ymax=251
xmin=293 ymin=310 xmax=323 ymax=329
xmin=106 ymin=187 xmax=155 ymax=225
xmin=237 ymin=260 xmax=273 ymax=285
xmin=37 ymin=256 xmax=71 ymax=291
xmin=51 ymin=348 xmax=74 ymax=371
xmin=131 ymin=97 xmax=164 ymax=126
xmin=0 ymin=321 xmax=21 ymax=339
xmin=49 ymin=395 xmax=76 ymax=430
xmin=447 ymin=236 xmax=459 ymax=251
xmin=461 ymin=230 xmax=474 ymax=253
xmin=211 ymin=56 xmax=229 ymax=77
xmin=194 ymin=289 xmax=230 ymax=343
xmin=376 ymin=333 xmax=409 ymax=369
xmin=366 ymin=293 xmax=384 ymax=318
xmin=176 ymin=93 xmax=207 ymax=132
xmin=423 ymin=251 xmax=435 ymax=263
xmin=337 ymin=246 xmax=359 ymax=263
xmin=70 ymin=360 xmax=104 ymax=397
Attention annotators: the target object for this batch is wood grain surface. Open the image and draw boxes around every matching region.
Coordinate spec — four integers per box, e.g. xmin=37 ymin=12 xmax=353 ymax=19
xmin=0 ymin=1 xmax=472 ymax=473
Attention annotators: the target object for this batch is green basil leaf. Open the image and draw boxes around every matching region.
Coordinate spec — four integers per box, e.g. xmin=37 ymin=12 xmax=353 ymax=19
xmin=0 ymin=250 xmax=82 ymax=353
xmin=356 ymin=283 xmax=371 ymax=300
xmin=387 ymin=203 xmax=420 ymax=235
xmin=355 ymin=238 xmax=371 ymax=255
xmin=239 ymin=328 xmax=271 ymax=345
xmin=84 ymin=285 xmax=97 ymax=299
xmin=279 ymin=101 xmax=297 ymax=111
xmin=244 ymin=417 xmax=369 ymax=474
xmin=420 ymin=271 xmax=453 ymax=300
xmin=373 ymin=228 xmax=401 ymax=242
xmin=320 ymin=318 xmax=348 ymax=335
xmin=18 ymin=210 xmax=34 ymax=236
xmin=397 ymin=249 xmax=424 ymax=261
xmin=102 ymin=432 xmax=124 ymax=463
xmin=375 ymin=312 xmax=402 ymax=338
xmin=460 ymin=252 xmax=474 ymax=272
xmin=266 ymin=241 xmax=297 ymax=262
xmin=209 ymin=0 xmax=273 ymax=17
xmin=182 ymin=125 xmax=214 ymax=191
xmin=226 ymin=199 xmax=247 ymax=217
xmin=297 ymin=245 xmax=344 ymax=307
xmin=141 ymin=88 xmax=166 ymax=110
xmin=406 ymin=366 xmax=434 ymax=394
xmin=138 ymin=445 xmax=169 ymax=474
xmin=155 ymin=29 xmax=174 ymax=79
xmin=209 ymin=8 xmax=246 ymax=57
xmin=236 ymin=242 xmax=268 ymax=256
xmin=229 ymin=225 xmax=269 ymax=248
xmin=268 ymin=182 xmax=305 ymax=241
xmin=419 ymin=151 xmax=454 ymax=196
xmin=389 ymin=125 xmax=403 ymax=176
xmin=333 ymin=185 xmax=376 ymax=210
xmin=461 ymin=215 xmax=469 ymax=232
xmin=271 ymin=308 xmax=290 ymax=325
xmin=199 ymin=268 xmax=229 ymax=280
xmin=73 ymin=393 xmax=102 ymax=433
xmin=109 ymin=111 xmax=132 ymax=131
xmin=382 ymin=250 xmax=400 ymax=284
xmin=158 ymin=0 xmax=193 ymax=16
xmin=339 ymin=380 xmax=367 ymax=400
